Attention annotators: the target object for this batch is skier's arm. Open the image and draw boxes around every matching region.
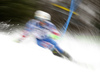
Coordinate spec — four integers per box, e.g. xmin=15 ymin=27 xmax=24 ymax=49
xmin=49 ymin=30 xmax=60 ymax=40
xmin=21 ymin=29 xmax=30 ymax=38
xmin=48 ymin=25 xmax=61 ymax=39
xmin=16 ymin=20 xmax=34 ymax=43
xmin=21 ymin=20 xmax=34 ymax=37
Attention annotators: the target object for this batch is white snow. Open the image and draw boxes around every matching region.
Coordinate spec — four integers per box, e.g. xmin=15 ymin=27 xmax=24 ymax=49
xmin=0 ymin=32 xmax=100 ymax=72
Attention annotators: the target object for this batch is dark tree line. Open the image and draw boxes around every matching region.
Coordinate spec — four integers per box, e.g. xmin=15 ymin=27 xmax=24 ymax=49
xmin=0 ymin=0 xmax=100 ymax=35
xmin=0 ymin=0 xmax=39 ymax=24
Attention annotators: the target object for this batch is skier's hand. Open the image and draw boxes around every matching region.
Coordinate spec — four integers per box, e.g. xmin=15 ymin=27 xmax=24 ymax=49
xmin=14 ymin=38 xmax=23 ymax=43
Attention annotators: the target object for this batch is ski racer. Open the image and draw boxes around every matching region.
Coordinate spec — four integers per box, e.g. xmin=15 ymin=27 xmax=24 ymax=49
xmin=17 ymin=10 xmax=72 ymax=60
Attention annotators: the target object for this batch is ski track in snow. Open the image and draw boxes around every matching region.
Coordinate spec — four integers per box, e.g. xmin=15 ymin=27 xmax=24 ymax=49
xmin=0 ymin=32 xmax=100 ymax=72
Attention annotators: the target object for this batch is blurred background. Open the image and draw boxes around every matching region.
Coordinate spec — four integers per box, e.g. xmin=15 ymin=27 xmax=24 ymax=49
xmin=0 ymin=0 xmax=100 ymax=37
xmin=0 ymin=1 xmax=100 ymax=71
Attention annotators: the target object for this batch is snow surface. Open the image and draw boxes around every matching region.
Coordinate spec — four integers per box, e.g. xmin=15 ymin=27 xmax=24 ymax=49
xmin=0 ymin=32 xmax=100 ymax=72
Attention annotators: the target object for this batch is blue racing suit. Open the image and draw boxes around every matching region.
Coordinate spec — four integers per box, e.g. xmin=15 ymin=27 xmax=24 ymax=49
xmin=22 ymin=19 xmax=64 ymax=53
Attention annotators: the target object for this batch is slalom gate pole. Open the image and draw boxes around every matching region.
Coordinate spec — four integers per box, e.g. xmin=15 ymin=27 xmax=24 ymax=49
xmin=62 ymin=0 xmax=75 ymax=36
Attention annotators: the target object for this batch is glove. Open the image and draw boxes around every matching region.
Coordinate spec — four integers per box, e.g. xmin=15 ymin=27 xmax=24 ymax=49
xmin=14 ymin=38 xmax=23 ymax=43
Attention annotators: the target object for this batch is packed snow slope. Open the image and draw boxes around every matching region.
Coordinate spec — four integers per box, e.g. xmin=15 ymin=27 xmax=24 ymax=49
xmin=0 ymin=32 xmax=100 ymax=72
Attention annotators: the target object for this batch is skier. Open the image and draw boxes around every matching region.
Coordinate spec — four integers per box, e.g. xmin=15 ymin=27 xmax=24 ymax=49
xmin=16 ymin=10 xmax=72 ymax=61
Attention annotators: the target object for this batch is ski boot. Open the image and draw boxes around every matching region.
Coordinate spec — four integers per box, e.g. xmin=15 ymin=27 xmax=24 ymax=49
xmin=62 ymin=51 xmax=73 ymax=61
xmin=52 ymin=49 xmax=63 ymax=58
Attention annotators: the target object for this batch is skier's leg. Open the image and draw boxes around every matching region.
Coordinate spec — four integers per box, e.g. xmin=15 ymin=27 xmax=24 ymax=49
xmin=36 ymin=38 xmax=45 ymax=48
xmin=36 ymin=38 xmax=57 ymax=51
xmin=36 ymin=38 xmax=63 ymax=57
xmin=43 ymin=38 xmax=73 ymax=60
xmin=43 ymin=38 xmax=64 ymax=53
xmin=36 ymin=38 xmax=54 ymax=50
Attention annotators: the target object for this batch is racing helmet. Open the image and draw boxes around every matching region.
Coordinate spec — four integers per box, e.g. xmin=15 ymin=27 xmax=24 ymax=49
xmin=35 ymin=10 xmax=51 ymax=21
